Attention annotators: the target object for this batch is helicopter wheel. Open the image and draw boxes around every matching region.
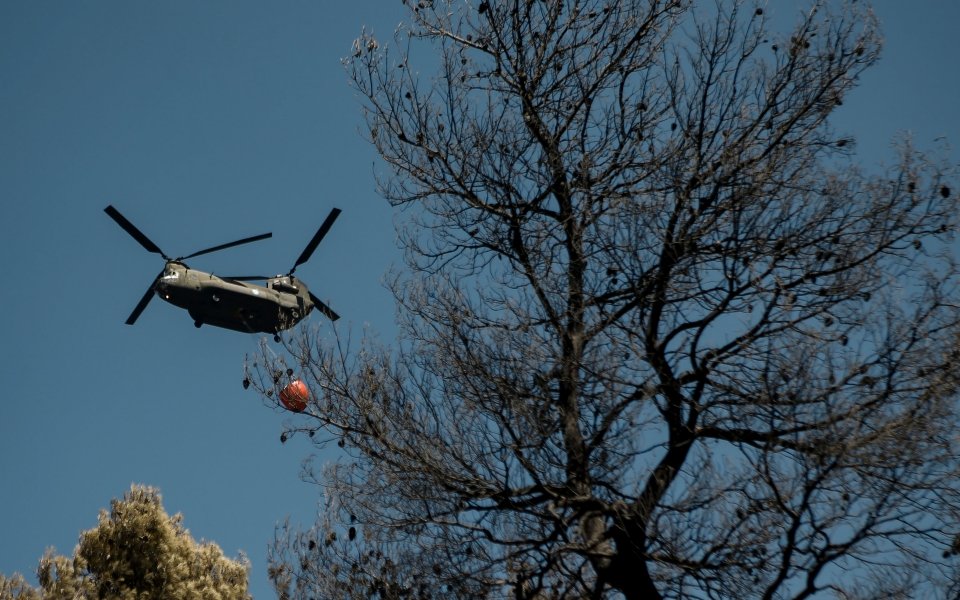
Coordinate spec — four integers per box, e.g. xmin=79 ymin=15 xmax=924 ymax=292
xmin=274 ymin=334 xmax=281 ymax=343
xmin=194 ymin=320 xmax=202 ymax=328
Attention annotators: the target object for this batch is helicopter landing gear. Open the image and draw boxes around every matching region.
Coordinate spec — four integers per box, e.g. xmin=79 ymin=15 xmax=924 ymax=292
xmin=274 ymin=334 xmax=281 ymax=343
xmin=194 ymin=320 xmax=203 ymax=328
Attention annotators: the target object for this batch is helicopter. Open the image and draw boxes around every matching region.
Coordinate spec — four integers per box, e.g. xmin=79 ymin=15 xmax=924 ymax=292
xmin=104 ymin=205 xmax=341 ymax=338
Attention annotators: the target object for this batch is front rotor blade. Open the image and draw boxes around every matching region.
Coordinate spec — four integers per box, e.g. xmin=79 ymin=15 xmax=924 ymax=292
xmin=309 ymin=292 xmax=340 ymax=321
xmin=104 ymin=205 xmax=167 ymax=257
xmin=182 ymin=232 xmax=272 ymax=260
xmin=291 ymin=208 xmax=341 ymax=274
xmin=125 ymin=275 xmax=159 ymax=325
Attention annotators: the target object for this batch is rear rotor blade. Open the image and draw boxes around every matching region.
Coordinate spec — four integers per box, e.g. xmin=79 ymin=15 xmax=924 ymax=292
xmin=126 ymin=273 xmax=161 ymax=325
xmin=182 ymin=232 xmax=272 ymax=260
xmin=104 ymin=205 xmax=167 ymax=258
xmin=309 ymin=292 xmax=340 ymax=321
xmin=291 ymin=208 xmax=341 ymax=274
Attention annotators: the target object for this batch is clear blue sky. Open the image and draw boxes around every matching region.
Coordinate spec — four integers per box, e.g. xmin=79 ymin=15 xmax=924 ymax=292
xmin=0 ymin=2 xmax=957 ymax=599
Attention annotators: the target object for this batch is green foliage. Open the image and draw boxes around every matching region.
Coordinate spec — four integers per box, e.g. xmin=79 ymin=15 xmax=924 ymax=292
xmin=3 ymin=485 xmax=250 ymax=600
xmin=0 ymin=574 xmax=41 ymax=600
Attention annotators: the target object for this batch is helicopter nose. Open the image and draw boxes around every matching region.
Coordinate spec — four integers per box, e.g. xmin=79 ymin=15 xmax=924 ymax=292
xmin=155 ymin=276 xmax=178 ymax=300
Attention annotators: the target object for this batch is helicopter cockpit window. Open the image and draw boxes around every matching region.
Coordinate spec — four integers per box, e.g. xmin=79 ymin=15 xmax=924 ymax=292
xmin=161 ymin=268 xmax=180 ymax=281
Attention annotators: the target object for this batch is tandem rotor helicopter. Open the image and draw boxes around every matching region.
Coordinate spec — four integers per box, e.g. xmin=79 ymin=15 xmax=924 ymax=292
xmin=104 ymin=205 xmax=341 ymax=339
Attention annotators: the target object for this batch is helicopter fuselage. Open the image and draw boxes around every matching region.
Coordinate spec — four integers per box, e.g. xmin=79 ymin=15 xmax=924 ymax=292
xmin=105 ymin=204 xmax=340 ymax=331
xmin=156 ymin=262 xmax=312 ymax=334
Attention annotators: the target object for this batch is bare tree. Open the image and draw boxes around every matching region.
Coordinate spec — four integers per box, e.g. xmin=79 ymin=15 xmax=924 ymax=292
xmin=250 ymin=0 xmax=960 ymax=597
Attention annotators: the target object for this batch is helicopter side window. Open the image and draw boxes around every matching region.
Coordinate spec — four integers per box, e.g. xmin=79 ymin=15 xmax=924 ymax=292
xmin=272 ymin=279 xmax=299 ymax=294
